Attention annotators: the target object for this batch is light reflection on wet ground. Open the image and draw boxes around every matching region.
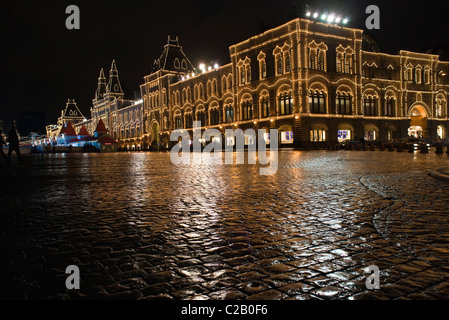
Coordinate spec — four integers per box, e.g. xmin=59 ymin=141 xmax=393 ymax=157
xmin=0 ymin=150 xmax=448 ymax=300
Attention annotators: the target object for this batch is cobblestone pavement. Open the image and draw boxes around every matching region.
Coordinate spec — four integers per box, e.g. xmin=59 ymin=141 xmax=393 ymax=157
xmin=0 ymin=150 xmax=448 ymax=300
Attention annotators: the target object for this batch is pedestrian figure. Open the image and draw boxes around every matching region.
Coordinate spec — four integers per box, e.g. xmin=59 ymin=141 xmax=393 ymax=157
xmin=0 ymin=129 xmax=8 ymax=161
xmin=7 ymin=122 xmax=22 ymax=162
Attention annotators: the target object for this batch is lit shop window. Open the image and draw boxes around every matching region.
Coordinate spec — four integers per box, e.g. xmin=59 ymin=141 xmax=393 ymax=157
xmin=244 ymin=134 xmax=256 ymax=146
xmin=226 ymin=136 xmax=235 ymax=147
xmin=310 ymin=130 xmax=326 ymax=142
xmin=281 ymin=131 xmax=294 ymax=144
xmin=263 ymin=132 xmax=270 ymax=144
xmin=338 ymin=130 xmax=351 ymax=142
xmin=364 ymin=131 xmax=377 ymax=141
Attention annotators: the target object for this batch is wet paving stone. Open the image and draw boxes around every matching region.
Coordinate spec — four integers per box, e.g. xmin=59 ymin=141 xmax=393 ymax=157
xmin=1 ymin=151 xmax=448 ymax=300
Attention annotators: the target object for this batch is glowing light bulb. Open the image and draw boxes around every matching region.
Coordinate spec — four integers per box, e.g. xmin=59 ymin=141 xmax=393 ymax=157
xmin=313 ymin=12 xmax=319 ymax=18
xmin=343 ymin=18 xmax=348 ymax=24
xmin=306 ymin=11 xmax=311 ymax=17
xmin=321 ymin=14 xmax=327 ymax=20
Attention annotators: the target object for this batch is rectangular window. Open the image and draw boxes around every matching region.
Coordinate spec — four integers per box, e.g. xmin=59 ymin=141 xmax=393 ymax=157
xmin=338 ymin=130 xmax=351 ymax=143
xmin=281 ymin=131 xmax=294 ymax=144
xmin=310 ymin=92 xmax=326 ymax=114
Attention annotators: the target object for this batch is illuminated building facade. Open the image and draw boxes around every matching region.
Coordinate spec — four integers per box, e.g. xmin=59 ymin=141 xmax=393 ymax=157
xmin=51 ymin=17 xmax=449 ymax=149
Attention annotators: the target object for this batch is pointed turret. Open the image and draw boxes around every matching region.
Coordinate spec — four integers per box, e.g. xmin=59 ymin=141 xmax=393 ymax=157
xmin=106 ymin=60 xmax=124 ymax=97
xmin=152 ymin=36 xmax=195 ymax=73
xmin=95 ymin=68 xmax=107 ymax=100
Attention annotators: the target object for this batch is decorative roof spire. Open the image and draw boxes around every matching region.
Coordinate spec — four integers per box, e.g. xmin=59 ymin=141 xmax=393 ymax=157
xmin=95 ymin=68 xmax=107 ymax=100
xmin=106 ymin=60 xmax=124 ymax=97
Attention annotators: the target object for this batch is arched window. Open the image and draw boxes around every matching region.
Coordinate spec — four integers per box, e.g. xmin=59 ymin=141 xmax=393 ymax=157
xmin=364 ymin=96 xmax=377 ymax=116
xmin=406 ymin=66 xmax=413 ymax=82
xmin=261 ymin=96 xmax=270 ymax=118
xmin=210 ymin=108 xmax=220 ymax=125
xmin=187 ymin=87 xmax=192 ymax=101
xmin=228 ymin=75 xmax=233 ymax=89
xmin=415 ymin=66 xmax=422 ymax=84
xmin=181 ymin=60 xmax=187 ymax=70
xmin=207 ymin=81 xmax=212 ymax=97
xmin=279 ymin=93 xmax=293 ymax=115
xmin=318 ymin=50 xmax=326 ymax=71
xmin=284 ymin=52 xmax=291 ymax=73
xmin=225 ymin=105 xmax=234 ymax=123
xmin=336 ymin=93 xmax=352 ymax=115
xmin=384 ymin=97 xmax=395 ymax=117
xmin=276 ymin=54 xmax=283 ymax=75
xmin=213 ymin=79 xmax=218 ymax=95
xmin=259 ymin=59 xmax=267 ymax=79
xmin=309 ymin=49 xmax=317 ymax=70
xmin=240 ymin=66 xmax=246 ymax=85
xmin=242 ymin=100 xmax=253 ymax=120
xmin=424 ymin=67 xmax=431 ymax=84
xmin=199 ymin=83 xmax=204 ymax=99
xmin=174 ymin=114 xmax=182 ymax=129
xmin=344 ymin=54 xmax=353 ymax=74
xmin=245 ymin=64 xmax=251 ymax=83
xmin=222 ymin=76 xmax=227 ymax=92
xmin=197 ymin=110 xmax=206 ymax=126
xmin=336 ymin=52 xmax=344 ymax=73
xmin=185 ymin=113 xmax=193 ymax=129
xmin=174 ymin=58 xmax=180 ymax=69
xmin=310 ymin=91 xmax=327 ymax=114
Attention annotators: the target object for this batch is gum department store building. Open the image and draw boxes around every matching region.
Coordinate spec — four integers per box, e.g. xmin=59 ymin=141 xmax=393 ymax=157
xmin=47 ymin=17 xmax=449 ymax=150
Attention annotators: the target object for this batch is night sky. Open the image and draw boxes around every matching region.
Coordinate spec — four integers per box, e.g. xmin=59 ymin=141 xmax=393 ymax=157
xmin=1 ymin=0 xmax=448 ymax=134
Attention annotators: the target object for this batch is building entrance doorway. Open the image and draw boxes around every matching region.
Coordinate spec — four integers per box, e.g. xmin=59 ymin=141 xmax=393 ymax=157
xmin=409 ymin=106 xmax=428 ymax=138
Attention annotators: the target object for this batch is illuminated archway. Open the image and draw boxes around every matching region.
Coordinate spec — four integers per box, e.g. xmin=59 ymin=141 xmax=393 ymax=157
xmin=409 ymin=105 xmax=428 ymax=138
xmin=437 ymin=125 xmax=446 ymax=140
